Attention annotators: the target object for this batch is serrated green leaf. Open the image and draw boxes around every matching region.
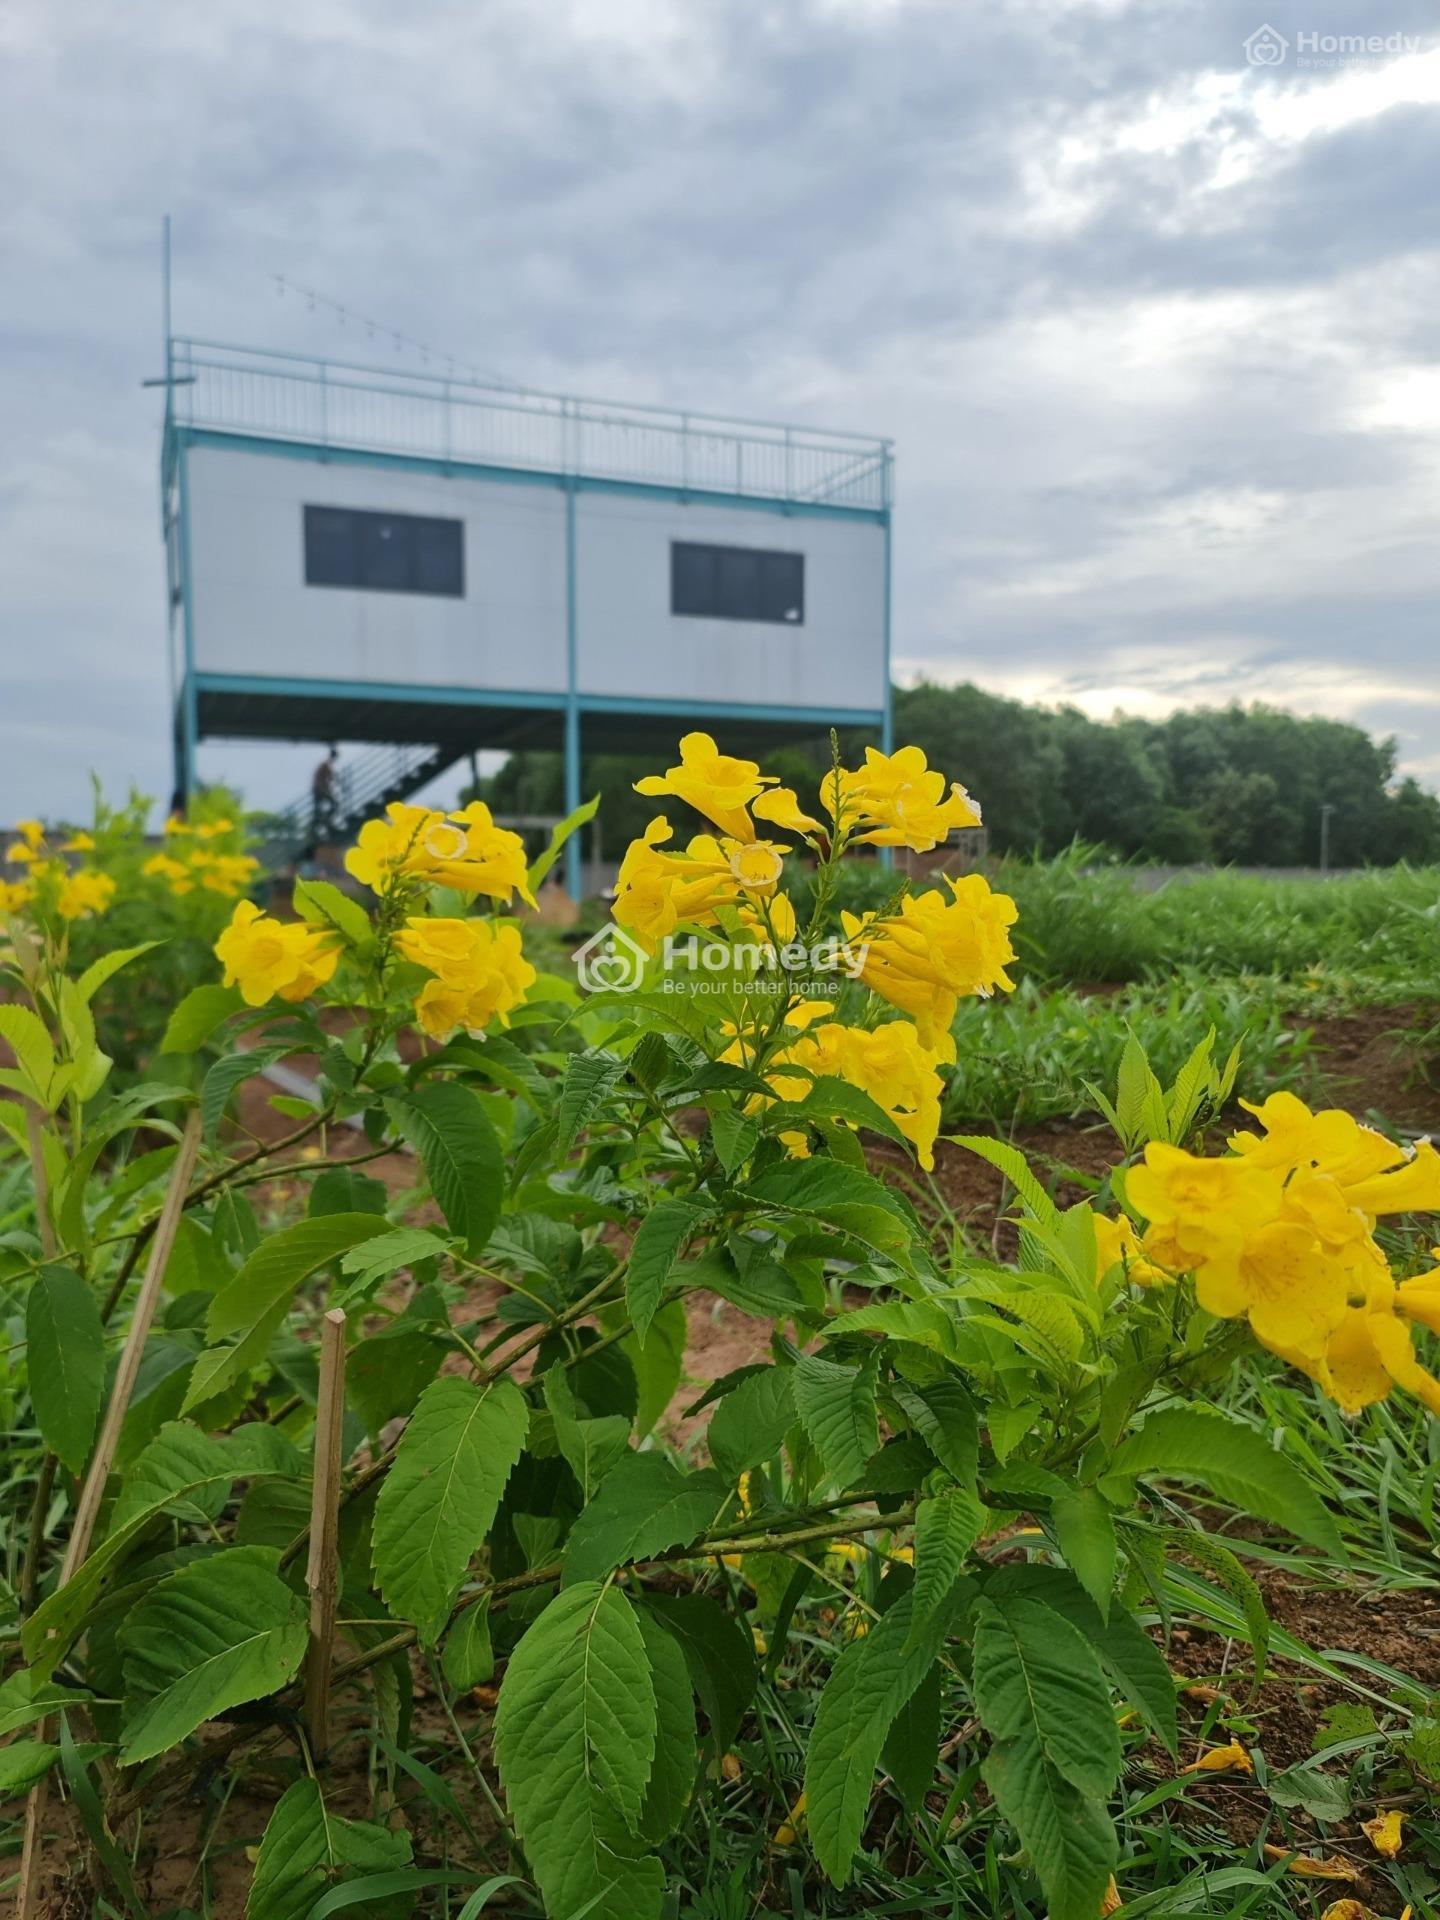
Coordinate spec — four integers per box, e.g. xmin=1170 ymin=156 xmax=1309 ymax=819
xmin=972 ymin=1593 xmax=1120 ymax=1800
xmin=626 ymin=1199 xmax=705 ymax=1346
xmin=246 ymin=1776 xmax=411 ymax=1920
xmin=1163 ymin=1526 xmax=1270 ymax=1683
xmin=1051 ymin=1487 xmax=1117 ymax=1621
xmin=185 ymin=1213 xmax=388 ymax=1413
xmin=527 ymin=793 xmax=601 ymax=892
xmin=982 ymin=1734 xmax=1116 ymax=1920
xmin=26 ymin=1264 xmax=105 ymax=1473
xmin=0 ymin=1005 xmax=58 ymax=1106
xmin=494 ymin=1582 xmax=663 ymax=1920
xmin=635 ymin=1608 xmax=695 ymax=1846
xmin=544 ymin=1366 xmax=630 ymax=1502
xmin=709 ymin=1106 xmax=761 ymax=1176
xmin=292 ymin=877 xmax=371 ymax=948
xmin=441 ymin=1599 xmax=494 ymax=1692
xmin=389 ymin=1082 xmax=504 ymax=1256
xmin=793 ymin=1350 xmax=879 ymax=1489
xmin=1110 ymin=1409 xmax=1343 ymax=1556
xmin=948 ymin=1134 xmax=1058 ymax=1228
xmin=556 ymin=1050 xmax=627 ymax=1153
xmin=622 ymin=1295 xmax=687 ymax=1440
xmin=806 ymin=1579 xmax=968 ymax=1884
xmin=907 ymin=1487 xmax=983 ymax=1650
xmin=118 ymin=1546 xmax=307 ymax=1764
xmin=160 ymin=982 xmax=244 ymax=1054
xmin=0 ymin=1739 xmax=60 ymax=1794
xmin=641 ymin=1591 xmax=757 ymax=1757
xmin=893 ymin=1376 xmax=979 ymax=1484
xmin=372 ymin=1376 xmax=528 ymax=1646
xmin=200 ymin=1044 xmax=291 ymax=1141
xmin=563 ymin=1450 xmax=728 ymax=1587
xmin=882 ymin=1660 xmax=942 ymax=1807
xmin=707 ymin=1366 xmax=796 ymax=1482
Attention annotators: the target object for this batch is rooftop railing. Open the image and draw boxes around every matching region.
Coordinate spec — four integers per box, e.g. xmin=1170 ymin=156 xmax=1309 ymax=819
xmin=168 ymin=338 xmax=893 ymax=511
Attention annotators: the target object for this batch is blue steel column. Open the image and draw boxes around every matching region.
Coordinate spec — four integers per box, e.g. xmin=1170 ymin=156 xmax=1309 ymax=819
xmin=176 ymin=434 xmax=199 ymax=801
xmin=564 ymin=478 xmax=582 ymax=899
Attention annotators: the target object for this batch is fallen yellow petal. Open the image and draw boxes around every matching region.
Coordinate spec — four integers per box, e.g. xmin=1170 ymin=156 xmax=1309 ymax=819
xmin=1099 ymin=1873 xmax=1122 ymax=1916
xmin=774 ymin=1790 xmax=806 ymax=1846
xmin=1318 ymin=1903 xmax=1379 ymax=1920
xmin=1179 ymin=1740 xmax=1254 ymax=1775
xmin=1361 ymin=1809 xmax=1404 ymax=1858
xmin=720 ymin=1752 xmax=742 ymax=1783
xmin=1262 ymin=1846 xmax=1361 ymax=1881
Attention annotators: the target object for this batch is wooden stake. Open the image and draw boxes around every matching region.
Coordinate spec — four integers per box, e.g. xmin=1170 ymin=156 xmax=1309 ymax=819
xmin=17 ymin=1108 xmax=202 ymax=1920
xmin=62 ymin=1108 xmax=203 ymax=1582
xmin=304 ymin=1308 xmax=348 ymax=1761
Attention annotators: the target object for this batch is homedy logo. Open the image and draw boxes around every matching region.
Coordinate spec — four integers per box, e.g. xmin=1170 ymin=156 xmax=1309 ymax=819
xmin=573 ymin=924 xmax=870 ymax=996
xmin=1243 ymin=23 xmax=1289 ymax=64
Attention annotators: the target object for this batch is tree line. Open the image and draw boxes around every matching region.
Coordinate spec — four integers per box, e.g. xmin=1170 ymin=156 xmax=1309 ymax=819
xmin=480 ymin=684 xmax=1440 ymax=867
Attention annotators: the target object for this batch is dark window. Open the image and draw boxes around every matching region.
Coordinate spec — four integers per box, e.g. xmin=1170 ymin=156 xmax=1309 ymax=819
xmin=671 ymin=541 xmax=804 ymax=625
xmin=304 ymin=505 xmax=464 ymax=597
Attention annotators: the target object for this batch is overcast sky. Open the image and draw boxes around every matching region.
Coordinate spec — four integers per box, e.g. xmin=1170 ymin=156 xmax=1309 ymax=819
xmin=3 ymin=0 xmax=1439 ymax=822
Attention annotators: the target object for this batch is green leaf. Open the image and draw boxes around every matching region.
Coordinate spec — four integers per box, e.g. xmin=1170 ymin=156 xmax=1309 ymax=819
xmin=641 ymin=1591 xmax=757 ymax=1757
xmin=563 ymin=1450 xmax=729 ymax=1587
xmin=200 ymin=1044 xmax=292 ymax=1141
xmin=494 ymin=1582 xmax=663 ymax=1920
xmin=308 ymin=1164 xmax=389 ymax=1216
xmin=1163 ymin=1527 xmax=1270 ymax=1684
xmin=635 ymin=1608 xmax=696 ymax=1846
xmin=982 ymin=1732 xmax=1116 ymax=1920
xmin=556 ymin=1050 xmax=627 ymax=1153
xmin=709 ymin=1106 xmax=761 ymax=1176
xmin=245 ymin=1776 xmax=411 ymax=1920
xmin=22 ymin=1422 xmax=292 ymax=1676
xmin=372 ymin=1376 xmax=528 ymax=1647
xmin=118 ymin=1546 xmax=307 ymax=1764
xmin=744 ymin=1157 xmax=917 ymax=1254
xmin=622 ymin=1295 xmax=687 ymax=1440
xmin=0 ymin=1670 xmax=96 ymax=1739
xmin=335 ymin=1226 xmax=449 ymax=1306
xmin=1051 ymin=1487 xmax=1117 ymax=1621
xmin=292 ymin=876 xmax=371 ymax=948
xmin=626 ymin=1199 xmax=706 ymax=1346
xmin=793 ymin=1350 xmax=879 ymax=1489
xmin=76 ymin=941 xmax=160 ymax=1006
xmin=972 ymin=1593 xmax=1121 ymax=1799
xmin=1266 ymin=1761 xmax=1351 ymax=1821
xmin=441 ymin=1600 xmax=494 ymax=1692
xmin=948 ymin=1133 xmax=1058 ymax=1227
xmin=1109 ymin=1409 xmax=1344 ymax=1556
xmin=185 ymin=1213 xmax=388 ymax=1412
xmin=707 ymin=1366 xmax=797 ymax=1482
xmin=907 ymin=1487 xmax=984 ymax=1650
xmin=527 ymin=792 xmax=601 ymax=891
xmin=893 ymin=1377 xmax=978 ymax=1484
xmin=973 ymin=1591 xmax=1120 ymax=1920
xmin=0 ymin=1005 xmax=58 ymax=1105
xmin=988 ymin=1564 xmax=1178 ymax=1758
xmin=806 ymin=1579 xmax=969 ymax=1884
xmin=160 ymin=982 xmax=243 ymax=1054
xmin=26 ymin=1264 xmax=105 ymax=1473
xmin=544 ymin=1366 xmax=630 ymax=1501
xmin=0 ymin=1739 xmax=60 ymax=1794
xmin=882 ymin=1661 xmax=942 ymax=1807
xmin=389 ymin=1083 xmax=504 ymax=1256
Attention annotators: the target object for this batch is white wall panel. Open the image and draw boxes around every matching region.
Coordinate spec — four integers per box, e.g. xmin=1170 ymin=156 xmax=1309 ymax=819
xmin=573 ymin=492 xmax=885 ymax=713
xmin=186 ymin=446 xmax=568 ymax=693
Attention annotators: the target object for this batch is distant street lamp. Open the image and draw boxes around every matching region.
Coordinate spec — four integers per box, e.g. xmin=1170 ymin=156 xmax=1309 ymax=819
xmin=1319 ymin=802 xmax=1336 ymax=873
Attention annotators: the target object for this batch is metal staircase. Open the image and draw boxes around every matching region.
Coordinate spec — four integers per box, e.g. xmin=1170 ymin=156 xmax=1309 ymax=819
xmin=256 ymin=740 xmax=470 ymax=871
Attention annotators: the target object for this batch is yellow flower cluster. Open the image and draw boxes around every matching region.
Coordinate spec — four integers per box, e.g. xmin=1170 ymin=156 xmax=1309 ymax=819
xmin=1125 ymin=1091 xmax=1440 ymax=1414
xmin=394 ymin=916 xmax=537 ymax=1038
xmin=842 ymin=876 xmax=1018 ymax=1060
xmin=2 ymin=822 xmax=118 ymax=924
xmin=613 ymin=816 xmax=791 ymax=951
xmin=725 ymin=999 xmax=945 ymax=1168
xmin=346 ymin=801 xmax=534 ymax=907
xmin=215 ymin=901 xmax=341 ymax=1006
xmin=143 ymin=816 xmax=259 ymax=899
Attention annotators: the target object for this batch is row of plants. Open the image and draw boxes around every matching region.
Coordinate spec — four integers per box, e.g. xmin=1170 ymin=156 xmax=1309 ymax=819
xmin=2 ymin=738 xmax=1439 ymax=1919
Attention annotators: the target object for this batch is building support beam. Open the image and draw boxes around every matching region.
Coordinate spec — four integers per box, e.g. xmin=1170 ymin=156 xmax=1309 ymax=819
xmin=564 ymin=477 xmax=582 ymax=900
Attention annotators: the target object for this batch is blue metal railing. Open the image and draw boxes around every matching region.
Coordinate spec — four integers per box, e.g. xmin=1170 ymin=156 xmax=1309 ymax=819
xmin=169 ymin=337 xmax=893 ymax=511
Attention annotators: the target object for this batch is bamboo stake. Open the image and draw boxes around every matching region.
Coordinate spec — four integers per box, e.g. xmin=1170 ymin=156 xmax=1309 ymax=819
xmin=17 ymin=1108 xmax=202 ymax=1920
xmin=17 ymin=1106 xmax=59 ymax=1920
xmin=304 ymin=1308 xmax=348 ymax=1761
xmin=62 ymin=1108 xmax=203 ymax=1581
